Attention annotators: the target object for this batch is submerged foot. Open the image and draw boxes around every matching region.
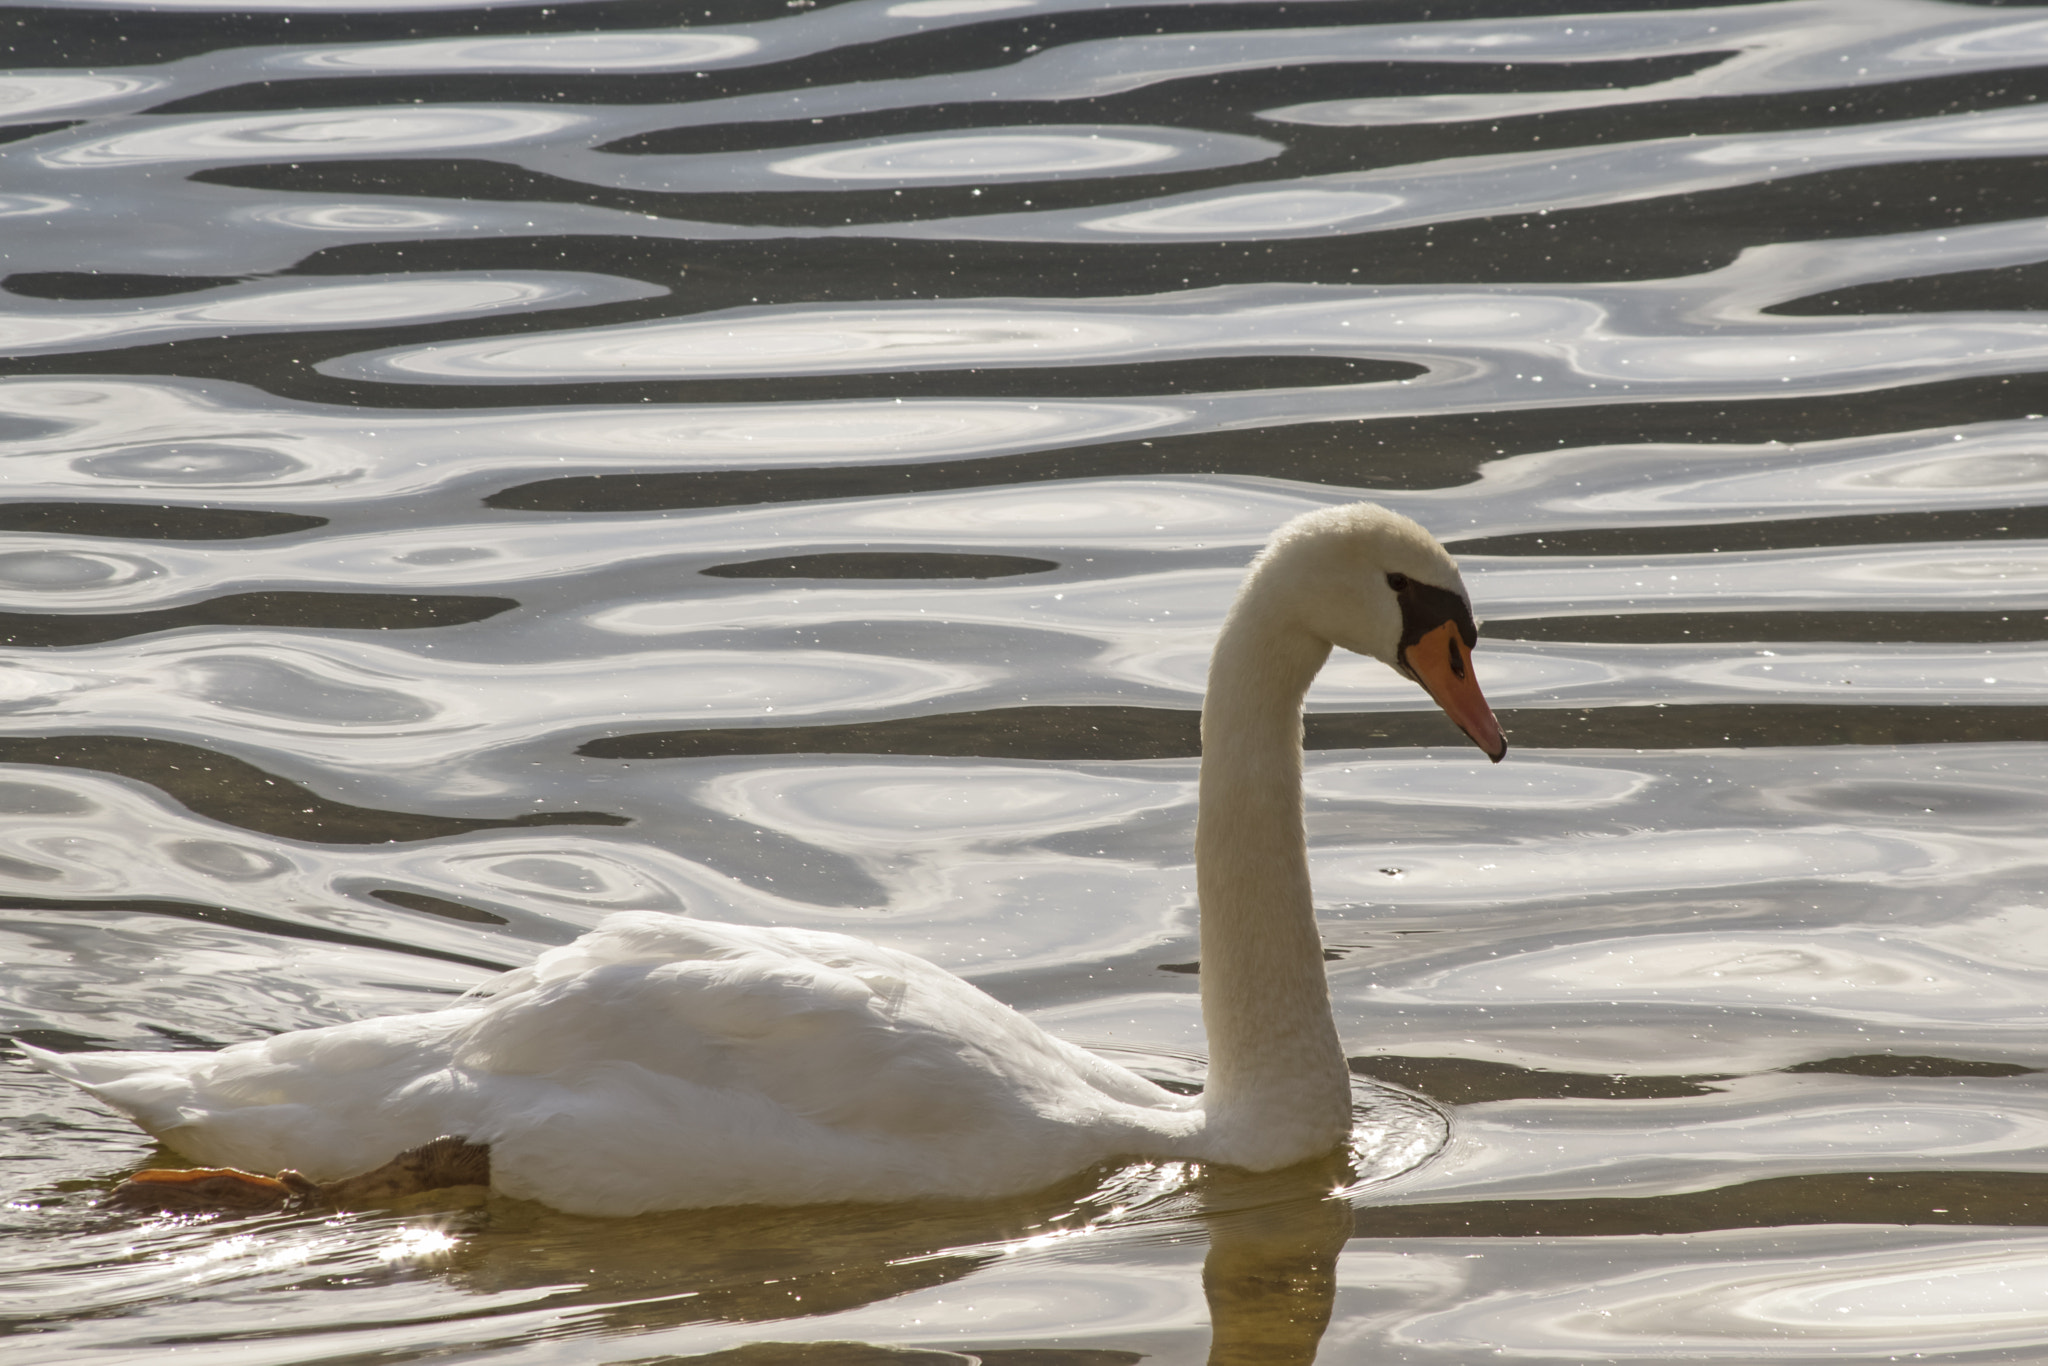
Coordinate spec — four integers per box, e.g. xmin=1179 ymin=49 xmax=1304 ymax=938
xmin=321 ymin=1135 xmax=491 ymax=1206
xmin=108 ymin=1165 xmax=320 ymax=1213
xmin=108 ymin=1136 xmax=490 ymax=1214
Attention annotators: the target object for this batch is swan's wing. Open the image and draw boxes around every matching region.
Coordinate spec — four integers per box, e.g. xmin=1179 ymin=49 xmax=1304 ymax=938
xmin=452 ymin=915 xmax=1192 ymax=1210
xmin=477 ymin=910 xmax=1171 ymax=1121
xmin=459 ymin=919 xmax=1083 ymax=1135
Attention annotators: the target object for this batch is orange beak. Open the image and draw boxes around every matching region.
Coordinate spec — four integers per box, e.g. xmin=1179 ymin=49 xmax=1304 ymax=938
xmin=1402 ymin=620 xmax=1506 ymax=762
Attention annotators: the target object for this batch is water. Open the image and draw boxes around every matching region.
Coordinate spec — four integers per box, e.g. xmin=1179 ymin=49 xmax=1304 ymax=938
xmin=2 ymin=0 xmax=2045 ymax=1359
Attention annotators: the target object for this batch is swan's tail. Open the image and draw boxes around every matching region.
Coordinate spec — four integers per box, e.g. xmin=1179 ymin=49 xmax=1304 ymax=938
xmin=22 ymin=1040 xmax=132 ymax=1085
xmin=16 ymin=1041 xmax=207 ymax=1136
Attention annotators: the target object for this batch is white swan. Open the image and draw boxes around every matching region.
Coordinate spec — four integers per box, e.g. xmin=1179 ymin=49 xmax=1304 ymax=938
xmin=24 ymin=503 xmax=1504 ymax=1216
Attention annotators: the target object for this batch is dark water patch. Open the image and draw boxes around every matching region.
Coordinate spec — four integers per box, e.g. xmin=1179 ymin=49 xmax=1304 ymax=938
xmin=0 ymin=120 xmax=79 ymax=147
xmin=582 ymin=705 xmax=1206 ymax=763
xmin=141 ymin=1021 xmax=238 ymax=1050
xmin=486 ymin=425 xmax=1493 ymax=508
xmin=371 ymin=889 xmax=511 ymax=927
xmin=3 ymin=1027 xmax=115 ymax=1055
xmin=1351 ymin=1055 xmax=1728 ymax=1104
xmin=704 ymin=552 xmax=1057 ymax=580
xmin=1773 ymin=259 xmax=2048 ymax=316
xmin=1356 ymin=1170 xmax=2048 ymax=1238
xmin=0 ymin=894 xmax=511 ymax=972
xmin=4 ymin=273 xmax=250 ymax=301
xmin=0 ymin=0 xmax=862 ymax=69
xmin=0 ymin=592 xmax=517 ymax=648
xmin=0 ymin=503 xmax=325 ymax=541
xmin=1159 ymin=949 xmax=1346 ymax=974
xmin=1453 ymin=506 xmax=2048 ymax=556
xmin=1495 ymin=612 xmax=2048 ymax=645
xmin=1524 ymin=155 xmax=2048 ymax=282
xmin=1784 ymin=1054 xmax=2041 ymax=1079
xmin=585 ymin=704 xmax=2048 ymax=764
xmin=0 ymin=736 xmax=626 ymax=844
xmin=484 ymin=374 xmax=2048 ymax=509
xmin=580 ymin=707 xmax=1464 ymax=764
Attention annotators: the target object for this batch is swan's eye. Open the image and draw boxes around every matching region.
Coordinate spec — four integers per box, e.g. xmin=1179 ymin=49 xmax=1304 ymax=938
xmin=1385 ymin=572 xmax=1410 ymax=592
xmin=1447 ymin=636 xmax=1466 ymax=681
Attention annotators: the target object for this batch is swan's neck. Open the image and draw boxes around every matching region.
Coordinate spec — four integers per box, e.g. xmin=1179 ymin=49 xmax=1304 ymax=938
xmin=1193 ymin=578 xmax=1352 ymax=1169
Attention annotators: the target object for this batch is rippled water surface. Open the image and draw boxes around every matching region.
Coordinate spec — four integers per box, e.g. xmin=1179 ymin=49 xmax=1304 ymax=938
xmin=3 ymin=0 xmax=2046 ymax=1360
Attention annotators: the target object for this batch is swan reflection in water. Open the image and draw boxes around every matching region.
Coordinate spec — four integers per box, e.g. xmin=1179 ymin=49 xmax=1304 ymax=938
xmin=397 ymin=1084 xmax=1434 ymax=1363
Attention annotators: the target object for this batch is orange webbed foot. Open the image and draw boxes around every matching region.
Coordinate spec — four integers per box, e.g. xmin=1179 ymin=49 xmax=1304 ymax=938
xmin=106 ymin=1137 xmax=490 ymax=1215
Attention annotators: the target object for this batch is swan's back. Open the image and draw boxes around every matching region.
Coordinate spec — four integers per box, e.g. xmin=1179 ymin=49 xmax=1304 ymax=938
xmin=27 ymin=913 xmax=1188 ymax=1214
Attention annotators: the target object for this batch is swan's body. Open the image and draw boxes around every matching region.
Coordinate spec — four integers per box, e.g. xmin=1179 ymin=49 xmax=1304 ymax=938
xmin=25 ymin=504 xmax=1503 ymax=1216
xmin=31 ymin=915 xmax=1201 ymax=1213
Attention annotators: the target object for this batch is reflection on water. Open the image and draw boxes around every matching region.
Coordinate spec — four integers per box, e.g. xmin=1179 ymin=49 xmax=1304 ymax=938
xmin=0 ymin=272 xmax=659 ymax=356
xmin=1 ymin=1081 xmax=1426 ymax=1364
xmin=3 ymin=0 xmax=2048 ymax=1360
xmin=1391 ymin=1229 xmax=2048 ymax=1360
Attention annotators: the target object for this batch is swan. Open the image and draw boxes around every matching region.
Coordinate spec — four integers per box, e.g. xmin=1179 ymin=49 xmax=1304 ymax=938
xmin=23 ymin=503 xmax=1504 ymax=1216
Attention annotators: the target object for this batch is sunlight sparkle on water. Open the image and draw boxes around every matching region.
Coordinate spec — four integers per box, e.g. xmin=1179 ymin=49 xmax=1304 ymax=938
xmin=376 ymin=1225 xmax=462 ymax=1263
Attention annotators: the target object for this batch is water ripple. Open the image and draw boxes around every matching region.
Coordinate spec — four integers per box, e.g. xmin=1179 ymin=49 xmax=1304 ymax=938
xmin=765 ymin=127 xmax=1253 ymax=184
xmin=1396 ymin=1232 xmax=2048 ymax=1359
xmin=900 ymin=103 xmax=2048 ymax=242
xmin=0 ymin=73 xmax=160 ymax=119
xmin=1392 ymin=917 xmax=2048 ymax=1035
xmin=0 ymin=378 xmax=1190 ymax=500
xmin=42 ymin=106 xmax=587 ymax=168
xmin=329 ymin=248 xmax=2048 ymax=413
xmin=0 ymin=273 xmax=658 ymax=357
xmin=0 ymin=636 xmax=994 ymax=766
xmin=1404 ymin=1073 xmax=2048 ymax=1204
xmin=289 ymin=32 xmax=763 ymax=73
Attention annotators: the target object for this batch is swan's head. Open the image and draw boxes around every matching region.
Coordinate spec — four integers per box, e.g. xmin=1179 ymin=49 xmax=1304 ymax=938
xmin=1258 ymin=503 xmax=1506 ymax=762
